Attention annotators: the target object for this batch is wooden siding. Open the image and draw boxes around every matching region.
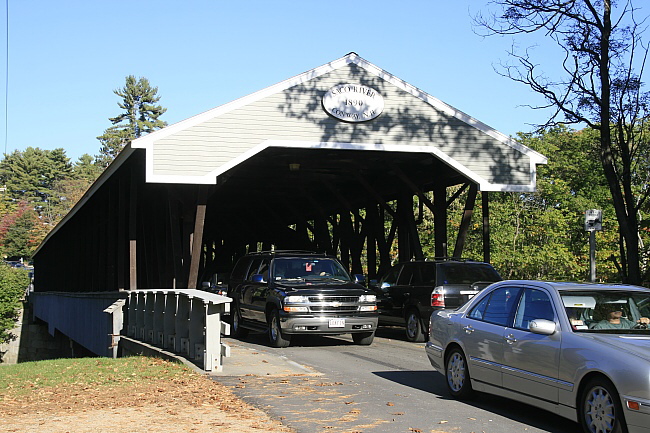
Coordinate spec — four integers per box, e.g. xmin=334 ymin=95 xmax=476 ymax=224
xmin=151 ymin=63 xmax=530 ymax=186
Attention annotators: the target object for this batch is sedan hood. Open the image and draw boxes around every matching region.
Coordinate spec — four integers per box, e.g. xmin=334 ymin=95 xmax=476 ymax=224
xmin=588 ymin=334 xmax=650 ymax=361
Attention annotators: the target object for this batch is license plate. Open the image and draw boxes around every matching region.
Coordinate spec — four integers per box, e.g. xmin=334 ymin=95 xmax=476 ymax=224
xmin=329 ymin=318 xmax=345 ymax=328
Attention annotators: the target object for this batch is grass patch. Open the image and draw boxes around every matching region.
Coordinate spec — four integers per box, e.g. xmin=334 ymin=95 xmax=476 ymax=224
xmin=0 ymin=356 xmax=194 ymax=396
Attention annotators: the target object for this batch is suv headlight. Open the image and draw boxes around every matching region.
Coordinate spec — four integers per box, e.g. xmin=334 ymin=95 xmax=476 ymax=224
xmin=284 ymin=295 xmax=309 ymax=312
xmin=359 ymin=294 xmax=376 ymax=303
xmin=285 ymin=295 xmax=309 ymax=303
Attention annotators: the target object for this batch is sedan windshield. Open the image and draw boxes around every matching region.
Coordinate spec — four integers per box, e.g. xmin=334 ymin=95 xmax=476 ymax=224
xmin=560 ymin=289 xmax=650 ymax=333
xmin=272 ymin=258 xmax=351 ymax=282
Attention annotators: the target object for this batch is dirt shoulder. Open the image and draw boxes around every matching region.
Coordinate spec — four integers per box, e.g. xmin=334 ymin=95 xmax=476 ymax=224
xmin=0 ymin=367 xmax=293 ymax=433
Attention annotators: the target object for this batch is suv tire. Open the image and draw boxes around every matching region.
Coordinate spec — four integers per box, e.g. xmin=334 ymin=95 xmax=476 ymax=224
xmin=231 ymin=302 xmax=249 ymax=338
xmin=268 ymin=308 xmax=291 ymax=348
xmin=352 ymin=331 xmax=375 ymax=345
xmin=405 ymin=309 xmax=426 ymax=342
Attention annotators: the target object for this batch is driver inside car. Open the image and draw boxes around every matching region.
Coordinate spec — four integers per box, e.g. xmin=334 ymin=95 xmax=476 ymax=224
xmin=591 ymin=308 xmax=650 ymax=329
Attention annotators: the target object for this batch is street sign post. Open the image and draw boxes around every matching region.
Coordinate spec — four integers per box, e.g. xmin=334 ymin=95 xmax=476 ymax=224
xmin=585 ymin=209 xmax=603 ymax=282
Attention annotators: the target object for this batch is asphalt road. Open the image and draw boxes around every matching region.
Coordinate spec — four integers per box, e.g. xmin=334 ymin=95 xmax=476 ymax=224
xmin=213 ymin=327 xmax=579 ymax=433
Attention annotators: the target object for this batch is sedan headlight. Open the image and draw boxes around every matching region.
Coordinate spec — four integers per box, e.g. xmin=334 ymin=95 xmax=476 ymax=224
xmin=359 ymin=294 xmax=376 ymax=303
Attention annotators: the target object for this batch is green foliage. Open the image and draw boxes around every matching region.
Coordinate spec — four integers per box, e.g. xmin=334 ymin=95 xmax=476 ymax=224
xmin=475 ymin=1 xmax=650 ymax=284
xmin=47 ymin=154 xmax=103 ymax=224
xmin=0 ymin=147 xmax=72 ymax=205
xmin=0 ymin=149 xmax=100 ymax=260
xmin=2 ymin=206 xmax=38 ymax=260
xmin=438 ymin=125 xmax=638 ymax=283
xmin=0 ymin=264 xmax=29 ymax=344
xmin=95 ymin=126 xmax=134 ymax=168
xmin=96 ymin=75 xmax=167 ymax=167
xmin=73 ymin=153 xmax=103 ymax=182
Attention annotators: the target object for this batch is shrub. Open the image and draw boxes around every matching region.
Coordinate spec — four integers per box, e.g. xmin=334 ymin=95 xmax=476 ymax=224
xmin=0 ymin=264 xmax=30 ymax=344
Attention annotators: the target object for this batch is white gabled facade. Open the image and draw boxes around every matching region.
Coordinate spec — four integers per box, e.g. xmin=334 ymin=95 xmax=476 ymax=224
xmin=131 ymin=52 xmax=546 ymax=191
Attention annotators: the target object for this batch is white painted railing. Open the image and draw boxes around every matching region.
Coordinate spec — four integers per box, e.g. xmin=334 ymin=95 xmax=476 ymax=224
xmin=126 ymin=289 xmax=231 ymax=372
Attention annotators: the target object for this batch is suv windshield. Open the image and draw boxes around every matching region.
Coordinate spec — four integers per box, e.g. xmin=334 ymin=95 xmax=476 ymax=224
xmin=561 ymin=289 xmax=650 ymax=333
xmin=272 ymin=257 xmax=351 ymax=282
xmin=437 ymin=263 xmax=502 ymax=285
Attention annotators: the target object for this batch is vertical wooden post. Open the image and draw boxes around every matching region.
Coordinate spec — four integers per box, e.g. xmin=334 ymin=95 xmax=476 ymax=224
xmin=482 ymin=191 xmax=491 ymax=264
xmin=107 ymin=180 xmax=117 ymax=291
xmin=188 ymin=186 xmax=208 ymax=290
xmin=434 ymin=183 xmax=448 ymax=258
xmin=453 ymin=183 xmax=478 ymax=258
xmin=167 ymin=191 xmax=183 ymax=289
xmin=117 ymin=176 xmax=126 ymax=291
xmin=365 ymin=205 xmax=378 ymax=280
xmin=129 ymin=167 xmax=138 ymax=290
xmin=338 ymin=212 xmax=352 ymax=270
xmin=397 ymin=193 xmax=411 ymax=262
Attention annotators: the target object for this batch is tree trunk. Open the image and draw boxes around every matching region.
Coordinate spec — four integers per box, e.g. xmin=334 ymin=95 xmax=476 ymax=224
xmin=598 ymin=1 xmax=641 ymax=284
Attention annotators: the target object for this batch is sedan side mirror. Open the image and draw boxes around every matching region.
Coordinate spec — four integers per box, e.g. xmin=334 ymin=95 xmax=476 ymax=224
xmin=529 ymin=319 xmax=556 ymax=335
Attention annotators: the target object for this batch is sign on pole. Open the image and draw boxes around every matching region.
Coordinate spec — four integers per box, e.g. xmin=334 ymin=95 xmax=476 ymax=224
xmin=585 ymin=209 xmax=602 ymax=231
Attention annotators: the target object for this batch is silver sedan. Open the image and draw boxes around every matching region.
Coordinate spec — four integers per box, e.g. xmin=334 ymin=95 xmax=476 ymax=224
xmin=425 ymin=280 xmax=650 ymax=433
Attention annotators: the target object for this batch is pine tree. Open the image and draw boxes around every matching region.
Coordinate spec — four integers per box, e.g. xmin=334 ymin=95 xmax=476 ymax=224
xmin=96 ymin=75 xmax=167 ymax=167
xmin=0 ymin=147 xmax=72 ymax=205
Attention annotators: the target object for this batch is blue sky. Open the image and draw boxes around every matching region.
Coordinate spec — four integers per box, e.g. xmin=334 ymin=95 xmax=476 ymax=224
xmin=1 ymin=0 xmax=561 ymax=162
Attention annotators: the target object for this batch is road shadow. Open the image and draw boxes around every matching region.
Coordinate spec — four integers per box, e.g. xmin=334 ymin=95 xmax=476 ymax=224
xmin=373 ymin=370 xmax=578 ymax=432
xmin=374 ymin=325 xmax=411 ymax=341
xmin=231 ymin=329 xmax=357 ymax=348
xmin=374 ymin=369 xmax=447 ymax=395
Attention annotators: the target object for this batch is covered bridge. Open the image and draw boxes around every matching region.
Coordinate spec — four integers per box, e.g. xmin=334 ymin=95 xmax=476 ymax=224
xmin=30 ymin=53 xmax=547 ymax=366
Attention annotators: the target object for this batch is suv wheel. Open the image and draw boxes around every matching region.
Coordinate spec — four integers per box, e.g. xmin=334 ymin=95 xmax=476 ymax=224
xmin=268 ymin=309 xmax=291 ymax=348
xmin=405 ymin=309 xmax=426 ymax=342
xmin=352 ymin=331 xmax=375 ymax=345
xmin=231 ymin=303 xmax=249 ymax=338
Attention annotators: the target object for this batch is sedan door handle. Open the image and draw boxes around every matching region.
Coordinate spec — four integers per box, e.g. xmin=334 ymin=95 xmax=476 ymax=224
xmin=463 ymin=325 xmax=474 ymax=334
xmin=504 ymin=334 xmax=517 ymax=344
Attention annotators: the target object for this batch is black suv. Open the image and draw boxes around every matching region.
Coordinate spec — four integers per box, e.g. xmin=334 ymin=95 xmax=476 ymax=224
xmin=372 ymin=259 xmax=501 ymax=342
xmin=228 ymin=251 xmax=378 ymax=347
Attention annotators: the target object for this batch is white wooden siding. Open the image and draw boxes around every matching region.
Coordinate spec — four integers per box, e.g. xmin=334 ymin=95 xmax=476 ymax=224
xmin=149 ymin=61 xmax=531 ymax=187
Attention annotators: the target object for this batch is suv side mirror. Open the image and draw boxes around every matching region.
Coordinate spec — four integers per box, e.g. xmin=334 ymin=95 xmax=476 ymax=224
xmin=353 ymin=274 xmax=366 ymax=285
xmin=252 ymin=274 xmax=267 ymax=284
xmin=201 ymin=281 xmax=211 ymax=289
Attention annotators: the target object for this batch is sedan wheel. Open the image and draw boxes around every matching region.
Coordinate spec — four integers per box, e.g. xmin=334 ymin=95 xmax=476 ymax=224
xmin=445 ymin=348 xmax=473 ymax=399
xmin=580 ymin=379 xmax=626 ymax=433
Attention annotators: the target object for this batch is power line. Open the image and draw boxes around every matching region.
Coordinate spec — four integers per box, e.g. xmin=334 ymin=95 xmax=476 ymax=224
xmin=4 ymin=0 xmax=8 ymax=157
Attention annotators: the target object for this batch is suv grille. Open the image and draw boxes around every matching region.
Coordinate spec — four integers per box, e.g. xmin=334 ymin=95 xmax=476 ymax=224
xmin=306 ymin=296 xmax=360 ymax=313
xmin=310 ymin=305 xmax=359 ymax=312
xmin=307 ymin=296 xmax=358 ymax=303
